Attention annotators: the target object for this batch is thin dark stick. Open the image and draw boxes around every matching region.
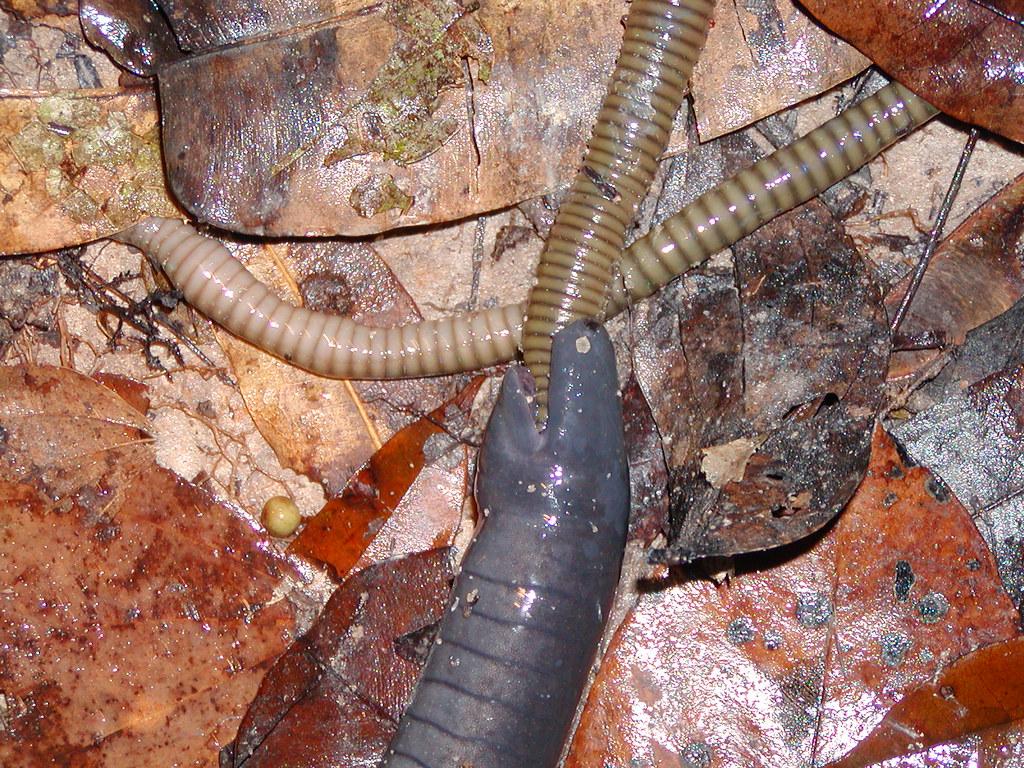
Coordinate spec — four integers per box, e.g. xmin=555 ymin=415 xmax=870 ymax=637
xmin=890 ymin=128 xmax=979 ymax=335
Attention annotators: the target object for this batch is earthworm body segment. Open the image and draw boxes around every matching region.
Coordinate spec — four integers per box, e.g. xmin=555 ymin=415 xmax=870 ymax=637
xmin=521 ymin=0 xmax=713 ymax=405
xmin=117 ymin=84 xmax=938 ymax=378
xmin=381 ymin=321 xmax=630 ymax=768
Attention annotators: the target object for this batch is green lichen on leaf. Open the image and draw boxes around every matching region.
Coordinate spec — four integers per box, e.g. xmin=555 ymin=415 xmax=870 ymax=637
xmin=9 ymin=93 xmax=171 ymax=227
xmin=8 ymin=118 xmax=64 ymax=171
xmin=71 ymin=112 xmax=135 ymax=167
xmin=349 ymin=173 xmax=415 ymax=217
xmin=325 ymin=0 xmax=493 ymax=167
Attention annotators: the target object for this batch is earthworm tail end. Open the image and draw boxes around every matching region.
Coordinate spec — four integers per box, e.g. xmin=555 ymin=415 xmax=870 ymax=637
xmin=522 ymin=0 xmax=714 ymax=408
xmin=114 ymin=217 xmax=524 ymax=379
xmin=382 ymin=320 xmax=629 ymax=768
xmin=611 ymin=81 xmax=940 ymax=309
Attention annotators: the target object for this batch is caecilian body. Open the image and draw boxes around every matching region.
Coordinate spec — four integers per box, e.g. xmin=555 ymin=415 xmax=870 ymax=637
xmin=381 ymin=321 xmax=629 ymax=768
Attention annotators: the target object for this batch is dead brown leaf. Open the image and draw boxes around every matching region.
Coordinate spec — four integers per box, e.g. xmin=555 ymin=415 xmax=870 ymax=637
xmin=566 ymin=425 xmax=1021 ymax=767
xmin=632 ymin=187 xmax=887 ymax=562
xmin=0 ymin=90 xmax=179 ymax=255
xmin=82 ymin=0 xmax=660 ymax=236
xmin=223 ymin=549 xmax=452 ymax=768
xmin=691 ymin=0 xmax=868 ymax=140
xmin=887 ymin=171 xmax=1024 ymax=386
xmin=893 ymin=359 xmax=1024 ymax=618
xmin=0 ymin=364 xmax=296 ymax=766
xmin=799 ymin=0 xmax=1024 ymax=142
xmin=828 ymin=636 xmax=1024 ymax=768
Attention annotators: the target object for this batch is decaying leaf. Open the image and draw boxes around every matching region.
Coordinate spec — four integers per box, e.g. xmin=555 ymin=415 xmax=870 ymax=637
xmin=887 ymin=171 xmax=1024 ymax=386
xmin=631 ymin=189 xmax=887 ymax=562
xmin=566 ymin=426 xmax=1021 ymax=767
xmin=828 ymin=636 xmax=1024 ymax=768
xmin=288 ymin=376 xmax=482 ymax=578
xmin=799 ymin=0 xmax=1024 ymax=143
xmin=80 ymin=0 xmax=657 ymax=236
xmin=349 ymin=173 xmax=415 ymax=219
xmin=0 ymin=364 xmax=152 ymax=497
xmin=907 ymin=295 xmax=1024 ymax=415
xmin=80 ymin=0 xmax=183 ymax=76
xmin=321 ymin=0 xmax=493 ymax=167
xmin=867 ymin=720 xmax=1024 ymax=767
xmin=893 ymin=361 xmax=1024 ymax=616
xmin=622 ymin=372 xmax=670 ymax=545
xmin=0 ymin=90 xmax=179 ymax=254
xmin=0 ymin=365 xmax=296 ymax=766
xmin=223 ymin=549 xmax=452 ymax=768
xmin=213 ymin=237 xmax=460 ymax=497
xmin=690 ymin=0 xmax=868 ymax=140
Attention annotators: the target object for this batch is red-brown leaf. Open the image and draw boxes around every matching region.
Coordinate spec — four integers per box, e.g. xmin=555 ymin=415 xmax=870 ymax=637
xmin=888 ymin=171 xmax=1024 ymax=385
xmin=827 ymin=637 xmax=1024 ymax=767
xmin=288 ymin=376 xmax=483 ymax=577
xmin=566 ymin=425 xmax=1021 ymax=766
xmin=798 ymin=0 xmax=1024 ymax=142
xmin=0 ymin=366 xmax=296 ymax=766
xmin=224 ymin=549 xmax=452 ymax=767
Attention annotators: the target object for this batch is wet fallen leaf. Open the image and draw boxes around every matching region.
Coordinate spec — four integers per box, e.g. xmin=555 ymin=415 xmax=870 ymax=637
xmin=887 ymin=171 xmax=1024 ymax=386
xmin=799 ymin=0 xmax=1024 ymax=143
xmin=566 ymin=426 xmax=1021 ymax=767
xmin=868 ymin=720 xmax=1024 ymax=767
xmin=828 ymin=637 xmax=1024 ymax=768
xmin=81 ymin=0 xmax=663 ymax=236
xmin=288 ymin=376 xmax=482 ymax=578
xmin=631 ymin=167 xmax=887 ymax=561
xmin=77 ymin=0 xmax=872 ymax=236
xmin=223 ymin=549 xmax=452 ymax=768
xmin=0 ymin=90 xmax=179 ymax=254
xmin=622 ymin=372 xmax=670 ymax=545
xmin=79 ymin=0 xmax=183 ymax=76
xmin=214 ymin=237 xmax=460 ymax=497
xmin=691 ymin=0 xmax=868 ymax=140
xmin=0 ymin=365 xmax=296 ymax=766
xmin=893 ymin=361 xmax=1024 ymax=617
xmin=0 ymin=364 xmax=152 ymax=497
xmin=908 ymin=295 xmax=1024 ymax=415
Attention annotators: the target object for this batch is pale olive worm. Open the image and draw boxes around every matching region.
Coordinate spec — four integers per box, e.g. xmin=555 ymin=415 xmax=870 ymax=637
xmin=520 ymin=0 xmax=714 ymax=405
xmin=117 ymin=83 xmax=937 ymax=378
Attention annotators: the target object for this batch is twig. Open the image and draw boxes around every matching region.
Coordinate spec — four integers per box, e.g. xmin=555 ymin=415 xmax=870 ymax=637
xmin=889 ymin=128 xmax=979 ymax=336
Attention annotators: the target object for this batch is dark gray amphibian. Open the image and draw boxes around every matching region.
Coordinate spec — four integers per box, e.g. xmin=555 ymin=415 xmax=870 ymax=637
xmin=382 ymin=320 xmax=630 ymax=768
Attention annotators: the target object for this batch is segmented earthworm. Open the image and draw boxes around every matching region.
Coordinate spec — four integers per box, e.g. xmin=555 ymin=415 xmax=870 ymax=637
xmin=117 ymin=83 xmax=937 ymax=377
xmin=381 ymin=320 xmax=629 ymax=768
xmin=521 ymin=0 xmax=713 ymax=404
xmin=608 ymin=81 xmax=938 ymax=309
xmin=115 ymin=217 xmax=524 ymax=379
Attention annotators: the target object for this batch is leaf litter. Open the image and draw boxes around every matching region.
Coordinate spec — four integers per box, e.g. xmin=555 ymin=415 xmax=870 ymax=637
xmin=0 ymin=365 xmax=297 ymax=766
xmin=2 ymin=0 xmax=1024 ymax=766
xmin=565 ymin=426 xmax=1022 ymax=767
xmin=629 ymin=184 xmax=887 ymax=561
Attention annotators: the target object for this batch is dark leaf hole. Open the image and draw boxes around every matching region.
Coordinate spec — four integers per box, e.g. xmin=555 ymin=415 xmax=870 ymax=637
xmin=814 ymin=392 xmax=840 ymax=415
